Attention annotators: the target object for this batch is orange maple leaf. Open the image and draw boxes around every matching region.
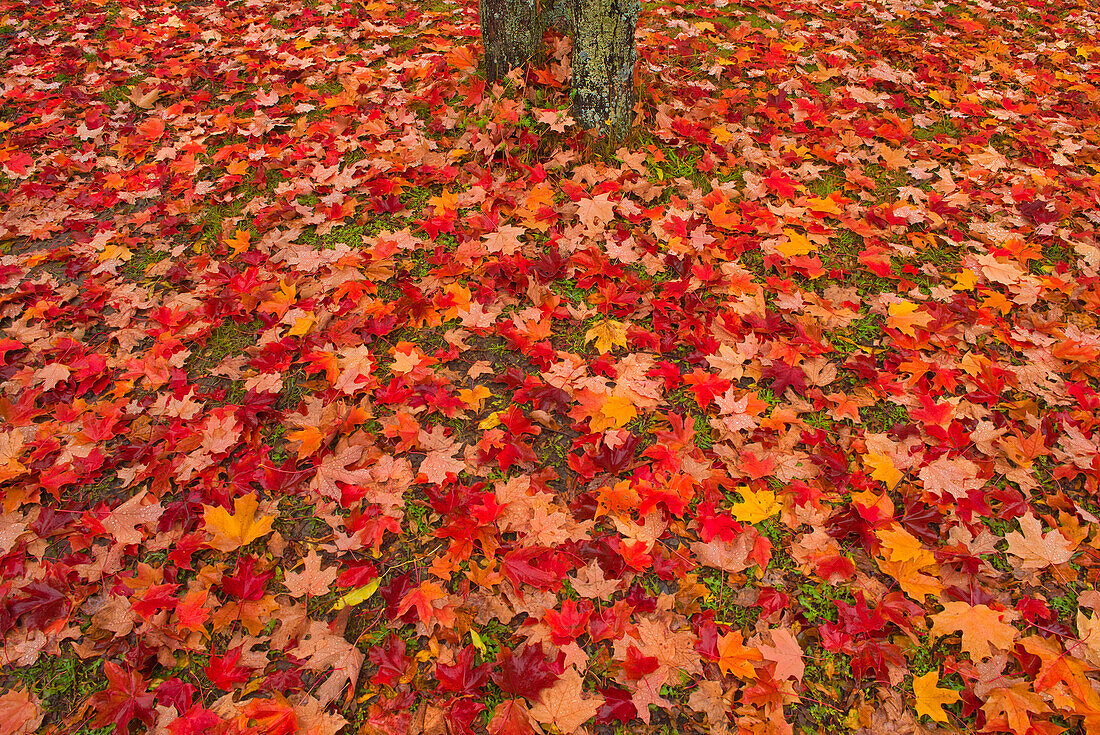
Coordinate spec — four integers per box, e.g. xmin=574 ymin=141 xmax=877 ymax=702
xmin=930 ymin=602 xmax=1019 ymax=660
xmin=717 ymin=630 xmax=762 ymax=678
xmin=288 ymin=425 xmax=325 ymax=460
xmin=201 ymin=494 xmax=276 ymax=553
xmin=981 ymin=684 xmax=1050 ymax=735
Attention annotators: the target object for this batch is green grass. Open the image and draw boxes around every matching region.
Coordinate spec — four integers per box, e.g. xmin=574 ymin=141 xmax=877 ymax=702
xmin=906 ymin=631 xmax=958 ymax=677
xmin=700 ymin=570 xmax=762 ymax=629
xmin=119 ymin=246 xmax=166 ymax=282
xmin=859 ymin=401 xmax=910 ymax=432
xmin=692 ymin=414 xmax=714 ymax=449
xmin=795 ymin=581 xmax=854 ymax=625
xmin=833 ymin=315 xmax=885 ymax=353
xmin=6 ymin=656 xmax=108 ymax=733
xmin=403 ymin=493 xmax=433 ymax=537
xmin=912 ymin=117 xmax=963 ymax=141
xmin=188 ymin=318 xmax=262 ymax=375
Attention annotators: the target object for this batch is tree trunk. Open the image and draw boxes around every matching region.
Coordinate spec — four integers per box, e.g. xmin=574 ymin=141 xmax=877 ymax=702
xmin=479 ymin=0 xmax=544 ymax=83
xmin=567 ymin=0 xmax=638 ymax=138
xmin=479 ymin=0 xmax=639 ymax=137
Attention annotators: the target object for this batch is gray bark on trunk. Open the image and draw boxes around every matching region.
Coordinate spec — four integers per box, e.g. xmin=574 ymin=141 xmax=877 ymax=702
xmin=480 ymin=0 xmax=544 ymax=84
xmin=479 ymin=0 xmax=638 ymax=137
xmin=567 ymin=0 xmax=638 ymax=137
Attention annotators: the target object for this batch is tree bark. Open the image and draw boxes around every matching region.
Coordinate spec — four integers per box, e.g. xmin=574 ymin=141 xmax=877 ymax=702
xmin=567 ymin=0 xmax=638 ymax=138
xmin=479 ymin=0 xmax=638 ymax=137
xmin=480 ymin=0 xmax=544 ymax=83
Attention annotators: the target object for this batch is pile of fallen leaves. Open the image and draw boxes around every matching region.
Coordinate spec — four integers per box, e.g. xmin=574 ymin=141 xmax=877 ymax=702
xmin=1 ymin=0 xmax=1099 ymax=732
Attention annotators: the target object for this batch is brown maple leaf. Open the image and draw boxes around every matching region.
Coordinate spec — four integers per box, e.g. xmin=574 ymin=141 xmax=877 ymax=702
xmin=102 ymin=490 xmax=163 ymax=546
xmin=528 ymin=668 xmax=603 ymax=734
xmin=1003 ymin=514 xmax=1076 ymax=570
xmin=576 ymin=193 xmax=616 ymax=231
xmin=294 ymin=621 xmax=365 ymax=705
xmin=311 ymin=445 xmax=375 ymax=501
xmin=0 ymin=687 xmax=43 ymax=735
xmin=757 ymin=628 xmax=804 ymax=682
xmin=283 ymin=550 xmax=338 ymax=598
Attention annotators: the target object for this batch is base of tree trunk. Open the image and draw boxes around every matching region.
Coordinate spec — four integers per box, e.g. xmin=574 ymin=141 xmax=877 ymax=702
xmin=480 ymin=0 xmax=544 ymax=83
xmin=568 ymin=0 xmax=639 ymax=138
xmin=479 ymin=0 xmax=638 ymax=137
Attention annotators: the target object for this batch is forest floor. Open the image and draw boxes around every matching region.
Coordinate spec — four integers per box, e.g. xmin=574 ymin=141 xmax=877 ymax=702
xmin=1 ymin=0 xmax=1100 ymax=733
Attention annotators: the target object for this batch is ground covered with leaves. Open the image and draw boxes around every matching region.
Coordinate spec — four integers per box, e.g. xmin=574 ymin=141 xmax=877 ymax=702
xmin=1 ymin=0 xmax=1099 ymax=732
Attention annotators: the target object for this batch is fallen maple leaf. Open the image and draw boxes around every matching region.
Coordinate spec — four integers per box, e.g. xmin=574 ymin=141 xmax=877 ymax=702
xmin=126 ymin=87 xmax=162 ymax=109
xmin=419 ymin=449 xmax=466 ymax=484
xmin=731 ymin=487 xmax=779 ymax=524
xmin=981 ymin=684 xmax=1050 ymax=735
xmin=863 ymin=452 xmax=903 ymax=488
xmin=527 ymin=668 xmax=603 ymax=733
xmin=102 ymin=490 xmax=163 ymax=546
xmin=0 ymin=431 xmax=26 ymax=484
xmin=0 ymin=687 xmax=42 ymax=735
xmin=930 ymin=603 xmax=1019 ymax=660
xmin=584 ymin=320 xmax=628 ymax=354
xmin=758 ymin=628 xmax=804 ymax=682
xmin=887 ymin=300 xmax=932 ymax=337
xmin=33 ymin=363 xmax=69 ymax=391
xmin=202 ymin=494 xmax=276 ymax=553
xmin=488 ymin=699 xmax=541 ymax=735
xmin=776 ymin=229 xmax=815 ymax=257
xmin=311 ymin=445 xmax=376 ymax=501
xmin=284 ymin=550 xmax=338 ymax=598
xmin=912 ymin=671 xmax=960 ymax=723
xmin=576 ymin=193 xmax=616 ymax=231
xmin=717 ymin=630 xmax=762 ymax=677
xmin=1003 ymin=514 xmax=1076 ymax=570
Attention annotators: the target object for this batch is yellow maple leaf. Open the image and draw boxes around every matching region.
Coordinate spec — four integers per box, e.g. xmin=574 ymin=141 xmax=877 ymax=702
xmin=99 ymin=243 xmax=131 ymax=263
xmin=287 ymin=312 xmax=315 ymax=337
xmin=330 ymin=578 xmax=379 ymax=611
xmin=525 ymin=182 xmax=555 ymax=211
xmin=952 ymin=268 xmax=978 ymax=290
xmin=590 ymin=395 xmax=636 ymax=432
xmin=458 ymin=385 xmax=491 ymax=412
xmin=225 ymin=159 xmax=250 ymax=176
xmin=479 ymin=410 xmax=503 ymax=430
xmin=887 ymin=300 xmax=932 ymax=337
xmin=260 ymin=279 xmax=297 ymax=319
xmin=913 ymin=671 xmax=961 ymax=723
xmin=584 ymin=320 xmax=628 ymax=354
xmin=707 ymin=198 xmax=741 ymax=230
xmin=428 ymin=189 xmax=458 ymax=213
xmin=864 ymin=452 xmax=903 ymax=488
xmin=877 ymin=525 xmax=933 ymax=566
xmin=876 ymin=556 xmax=944 ymax=600
xmin=805 ymin=195 xmax=842 ymax=216
xmin=732 ymin=487 xmax=779 ymax=524
xmin=201 ymin=494 xmax=276 ymax=553
xmin=776 ymin=229 xmax=815 ymax=258
xmin=928 ymin=89 xmax=951 ymax=105
xmin=982 ymin=291 xmax=1012 ymax=315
